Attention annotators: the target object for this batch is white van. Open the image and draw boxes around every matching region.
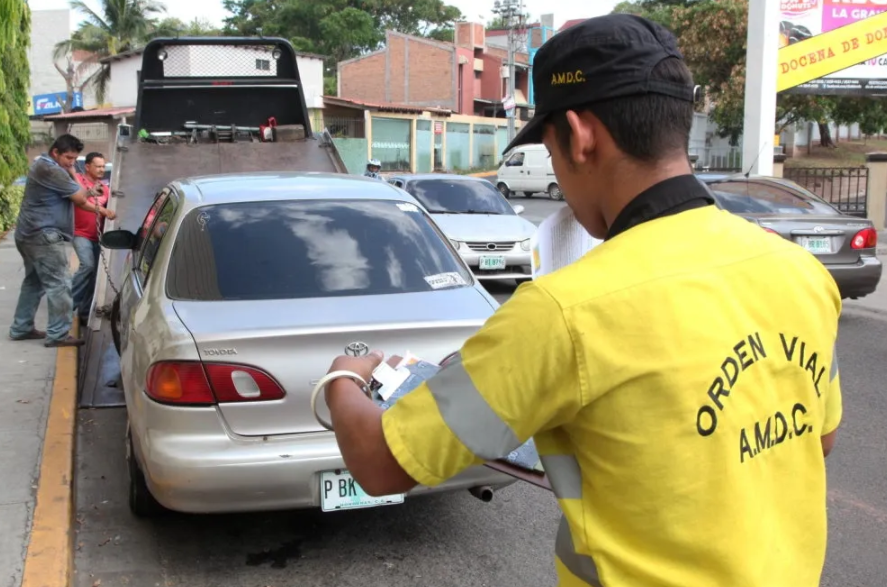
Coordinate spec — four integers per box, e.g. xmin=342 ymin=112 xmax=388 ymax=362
xmin=496 ymin=144 xmax=562 ymax=200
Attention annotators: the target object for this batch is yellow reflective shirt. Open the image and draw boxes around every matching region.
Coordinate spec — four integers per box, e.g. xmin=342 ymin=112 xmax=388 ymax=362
xmin=382 ymin=194 xmax=842 ymax=587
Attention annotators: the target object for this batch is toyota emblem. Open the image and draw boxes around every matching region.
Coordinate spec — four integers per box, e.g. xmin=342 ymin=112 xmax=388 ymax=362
xmin=345 ymin=341 xmax=369 ymax=357
xmin=813 ymin=226 xmax=824 ymax=233
xmin=486 ymin=243 xmax=496 ymax=250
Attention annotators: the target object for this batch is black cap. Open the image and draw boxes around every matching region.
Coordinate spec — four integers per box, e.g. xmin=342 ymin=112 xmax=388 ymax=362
xmin=503 ymin=14 xmax=696 ymax=154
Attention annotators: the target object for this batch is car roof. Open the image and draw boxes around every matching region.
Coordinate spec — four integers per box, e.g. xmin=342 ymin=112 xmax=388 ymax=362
xmin=174 ymin=172 xmax=417 ymax=206
xmin=388 ymin=173 xmax=491 ymax=183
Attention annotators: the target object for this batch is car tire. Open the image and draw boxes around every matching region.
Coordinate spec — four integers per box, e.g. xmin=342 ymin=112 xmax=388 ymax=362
xmin=548 ymin=183 xmax=564 ymax=201
xmin=110 ymin=296 xmax=121 ymax=355
xmin=497 ymin=182 xmax=511 ymax=199
xmin=127 ymin=427 xmax=166 ymax=518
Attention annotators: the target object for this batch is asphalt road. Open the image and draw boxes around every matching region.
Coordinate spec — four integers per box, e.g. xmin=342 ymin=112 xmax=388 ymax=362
xmin=72 ymin=196 xmax=887 ymax=586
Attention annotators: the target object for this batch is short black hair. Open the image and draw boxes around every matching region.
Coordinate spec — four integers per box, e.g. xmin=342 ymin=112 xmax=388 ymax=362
xmin=49 ymin=134 xmax=85 ymax=156
xmin=85 ymin=152 xmax=105 ymax=164
xmin=549 ymin=58 xmax=694 ymax=164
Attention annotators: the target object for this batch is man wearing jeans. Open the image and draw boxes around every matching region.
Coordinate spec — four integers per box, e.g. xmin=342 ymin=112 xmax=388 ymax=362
xmin=9 ymin=134 xmax=116 ymax=348
xmin=72 ymin=152 xmax=109 ymax=324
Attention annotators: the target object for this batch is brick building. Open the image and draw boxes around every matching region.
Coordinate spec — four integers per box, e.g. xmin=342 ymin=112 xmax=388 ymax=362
xmin=337 ymin=22 xmax=533 ymax=122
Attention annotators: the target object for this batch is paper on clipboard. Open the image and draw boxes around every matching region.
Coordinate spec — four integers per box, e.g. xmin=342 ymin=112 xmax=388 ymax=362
xmin=530 ymin=205 xmax=603 ymax=279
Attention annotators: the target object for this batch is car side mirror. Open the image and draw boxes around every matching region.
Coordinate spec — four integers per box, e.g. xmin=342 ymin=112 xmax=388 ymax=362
xmin=513 ymin=204 xmax=525 ymax=215
xmin=100 ymin=229 xmax=138 ymax=250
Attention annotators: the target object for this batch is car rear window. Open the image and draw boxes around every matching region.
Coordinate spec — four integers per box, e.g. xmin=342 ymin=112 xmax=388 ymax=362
xmin=407 ymin=179 xmax=514 ymax=215
xmin=166 ymin=199 xmax=473 ymax=301
xmin=709 ymin=180 xmax=839 ymax=215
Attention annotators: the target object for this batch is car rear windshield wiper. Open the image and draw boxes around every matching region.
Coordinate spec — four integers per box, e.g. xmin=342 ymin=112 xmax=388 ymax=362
xmin=427 ymin=209 xmax=459 ymax=214
xmin=462 ymin=209 xmax=501 ymax=215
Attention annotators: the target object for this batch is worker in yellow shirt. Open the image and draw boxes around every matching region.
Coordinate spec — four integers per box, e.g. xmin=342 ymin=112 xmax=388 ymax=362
xmin=320 ymin=14 xmax=842 ymax=587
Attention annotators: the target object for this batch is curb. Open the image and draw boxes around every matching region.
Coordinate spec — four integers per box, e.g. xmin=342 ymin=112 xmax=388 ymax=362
xmin=467 ymin=171 xmax=496 ymax=178
xmin=21 ymin=252 xmax=80 ymax=587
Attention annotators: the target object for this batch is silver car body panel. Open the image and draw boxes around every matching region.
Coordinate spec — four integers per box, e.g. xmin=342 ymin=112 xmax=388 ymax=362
xmin=113 ymin=173 xmax=513 ymax=513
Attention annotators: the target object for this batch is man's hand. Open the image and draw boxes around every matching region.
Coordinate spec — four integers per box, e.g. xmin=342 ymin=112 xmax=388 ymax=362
xmin=100 ymin=208 xmax=117 ymax=221
xmin=326 ymin=351 xmax=403 ymax=395
xmin=323 ymin=350 xmax=418 ymax=496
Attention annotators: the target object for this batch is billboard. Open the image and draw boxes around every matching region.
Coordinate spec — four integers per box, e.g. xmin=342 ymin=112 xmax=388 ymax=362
xmin=780 ymin=0 xmax=887 ymax=94
xmin=31 ymin=92 xmax=83 ymax=116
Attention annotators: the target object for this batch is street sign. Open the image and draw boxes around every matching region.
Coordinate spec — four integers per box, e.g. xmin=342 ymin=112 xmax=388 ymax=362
xmin=31 ymin=92 xmax=83 ymax=116
xmin=503 ymin=95 xmax=516 ymax=111
xmin=778 ymin=9 xmax=887 ymax=92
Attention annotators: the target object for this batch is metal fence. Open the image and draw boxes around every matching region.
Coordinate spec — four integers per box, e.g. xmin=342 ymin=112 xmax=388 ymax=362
xmin=323 ymin=117 xmax=366 ymax=139
xmin=783 ymin=166 xmax=868 ymax=217
xmin=689 ymin=146 xmax=743 ymax=172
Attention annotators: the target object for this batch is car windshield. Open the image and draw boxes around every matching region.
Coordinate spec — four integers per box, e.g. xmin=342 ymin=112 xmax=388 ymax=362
xmin=406 ymin=179 xmax=514 ymax=215
xmin=708 ymin=180 xmax=840 ymax=216
xmin=166 ymin=199 xmax=473 ymax=301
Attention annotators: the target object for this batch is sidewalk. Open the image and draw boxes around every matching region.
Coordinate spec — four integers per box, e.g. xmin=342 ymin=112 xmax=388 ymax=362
xmin=0 ymin=235 xmax=77 ymax=587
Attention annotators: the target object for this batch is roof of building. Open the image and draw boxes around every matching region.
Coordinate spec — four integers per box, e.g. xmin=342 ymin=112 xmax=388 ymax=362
xmin=558 ymin=18 xmax=586 ymax=32
xmin=99 ymin=45 xmax=328 ymax=65
xmin=324 ymin=96 xmax=452 ymax=115
xmin=41 ymin=106 xmax=135 ymax=121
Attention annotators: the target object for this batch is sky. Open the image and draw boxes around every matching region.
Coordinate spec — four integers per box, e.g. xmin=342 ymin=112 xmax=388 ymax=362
xmin=28 ymin=0 xmax=623 ymax=32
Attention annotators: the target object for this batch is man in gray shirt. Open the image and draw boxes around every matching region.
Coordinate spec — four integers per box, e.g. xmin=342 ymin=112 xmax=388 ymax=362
xmin=9 ymin=134 xmax=116 ymax=347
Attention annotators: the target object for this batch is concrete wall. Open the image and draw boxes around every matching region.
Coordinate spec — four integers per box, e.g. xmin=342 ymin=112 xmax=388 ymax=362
xmin=108 ymin=57 xmax=141 ymax=108
xmin=28 ymin=10 xmax=70 ymax=99
xmin=297 ymin=56 xmax=324 ymax=109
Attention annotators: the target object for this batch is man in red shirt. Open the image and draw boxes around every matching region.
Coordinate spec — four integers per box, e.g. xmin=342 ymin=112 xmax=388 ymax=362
xmin=72 ymin=152 xmax=115 ymax=324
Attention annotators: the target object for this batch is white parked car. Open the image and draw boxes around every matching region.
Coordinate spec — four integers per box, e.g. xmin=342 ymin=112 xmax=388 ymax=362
xmin=496 ymin=144 xmax=562 ymax=200
xmin=387 ymin=174 xmax=537 ymax=283
xmin=100 ymin=172 xmax=514 ymax=516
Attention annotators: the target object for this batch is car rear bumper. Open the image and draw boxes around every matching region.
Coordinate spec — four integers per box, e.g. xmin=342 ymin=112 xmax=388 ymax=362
xmin=825 ymin=255 xmax=882 ymax=299
xmin=135 ymin=400 xmax=515 ymax=514
xmin=458 ymin=249 xmax=532 ymax=280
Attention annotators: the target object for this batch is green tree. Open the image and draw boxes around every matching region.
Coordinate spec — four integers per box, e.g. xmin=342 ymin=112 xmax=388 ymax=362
xmin=55 ymin=0 xmax=167 ymax=103
xmin=147 ymin=16 xmax=221 ymax=38
xmin=0 ymin=0 xmax=31 ymax=186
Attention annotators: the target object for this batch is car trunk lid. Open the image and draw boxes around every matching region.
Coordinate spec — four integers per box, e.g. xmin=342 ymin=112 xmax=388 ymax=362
xmin=749 ymin=214 xmax=874 ymax=264
xmin=172 ymin=288 xmax=493 ymax=436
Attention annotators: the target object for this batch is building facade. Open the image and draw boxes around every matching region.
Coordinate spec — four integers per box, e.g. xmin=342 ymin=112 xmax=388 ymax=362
xmin=337 ymin=25 xmax=532 ymax=122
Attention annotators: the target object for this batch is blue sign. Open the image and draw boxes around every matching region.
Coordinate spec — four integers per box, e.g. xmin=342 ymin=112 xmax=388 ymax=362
xmin=32 ymin=92 xmax=83 ymax=116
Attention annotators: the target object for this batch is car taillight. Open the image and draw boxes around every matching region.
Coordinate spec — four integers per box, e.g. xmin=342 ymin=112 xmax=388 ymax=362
xmin=146 ymin=361 xmax=286 ymax=405
xmin=850 ymin=227 xmax=877 ymax=250
xmin=763 ymin=227 xmax=779 ymax=235
xmin=204 ymin=364 xmax=286 ymax=402
xmin=146 ymin=361 xmax=215 ymax=405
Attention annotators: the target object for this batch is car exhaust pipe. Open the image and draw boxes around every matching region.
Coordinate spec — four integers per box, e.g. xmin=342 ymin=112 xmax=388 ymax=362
xmin=469 ymin=485 xmax=494 ymax=502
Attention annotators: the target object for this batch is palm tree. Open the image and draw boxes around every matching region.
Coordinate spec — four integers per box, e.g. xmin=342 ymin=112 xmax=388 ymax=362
xmin=54 ymin=0 xmax=167 ymax=104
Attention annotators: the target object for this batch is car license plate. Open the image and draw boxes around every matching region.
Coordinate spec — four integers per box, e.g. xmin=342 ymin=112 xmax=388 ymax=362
xmin=799 ymin=236 xmax=831 ymax=255
xmin=320 ymin=470 xmax=404 ymax=512
xmin=479 ymin=255 xmax=506 ymax=270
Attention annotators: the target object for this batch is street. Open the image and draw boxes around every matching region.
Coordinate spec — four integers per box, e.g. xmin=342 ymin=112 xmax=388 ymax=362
xmin=69 ymin=194 xmax=887 ymax=586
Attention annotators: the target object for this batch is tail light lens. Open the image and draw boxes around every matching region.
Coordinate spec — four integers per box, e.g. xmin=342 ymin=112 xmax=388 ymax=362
xmin=762 ymin=227 xmax=779 ymax=235
xmin=146 ymin=361 xmax=286 ymax=405
xmin=146 ymin=362 xmax=215 ymax=405
xmin=850 ymin=227 xmax=877 ymax=250
xmin=204 ymin=364 xmax=286 ymax=402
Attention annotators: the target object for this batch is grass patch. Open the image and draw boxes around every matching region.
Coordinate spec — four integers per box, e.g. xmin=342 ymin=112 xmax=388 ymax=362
xmin=786 ymin=138 xmax=887 ymax=168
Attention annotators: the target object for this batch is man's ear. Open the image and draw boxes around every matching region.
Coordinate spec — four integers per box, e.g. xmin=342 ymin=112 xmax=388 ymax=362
xmin=565 ymin=110 xmax=595 ymax=164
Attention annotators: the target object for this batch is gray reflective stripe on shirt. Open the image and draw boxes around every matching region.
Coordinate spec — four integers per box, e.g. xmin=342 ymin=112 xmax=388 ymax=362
xmin=540 ymin=454 xmax=582 ymax=500
xmin=830 ymin=342 xmax=839 ymax=382
xmin=555 ymin=515 xmax=602 ymax=586
xmin=426 ymin=352 xmax=522 ymax=460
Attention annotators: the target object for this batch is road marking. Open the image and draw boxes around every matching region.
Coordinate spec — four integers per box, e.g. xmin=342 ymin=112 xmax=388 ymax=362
xmin=21 ymin=251 xmax=80 ymax=587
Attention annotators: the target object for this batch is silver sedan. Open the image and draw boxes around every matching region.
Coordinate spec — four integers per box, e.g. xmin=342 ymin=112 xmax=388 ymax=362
xmin=100 ymin=172 xmax=513 ymax=516
xmin=388 ymin=174 xmax=537 ymax=282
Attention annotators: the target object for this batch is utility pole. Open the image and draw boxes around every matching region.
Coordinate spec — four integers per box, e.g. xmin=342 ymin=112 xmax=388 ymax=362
xmin=493 ymin=0 xmax=524 ymax=145
xmin=742 ymin=0 xmax=779 ymax=176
